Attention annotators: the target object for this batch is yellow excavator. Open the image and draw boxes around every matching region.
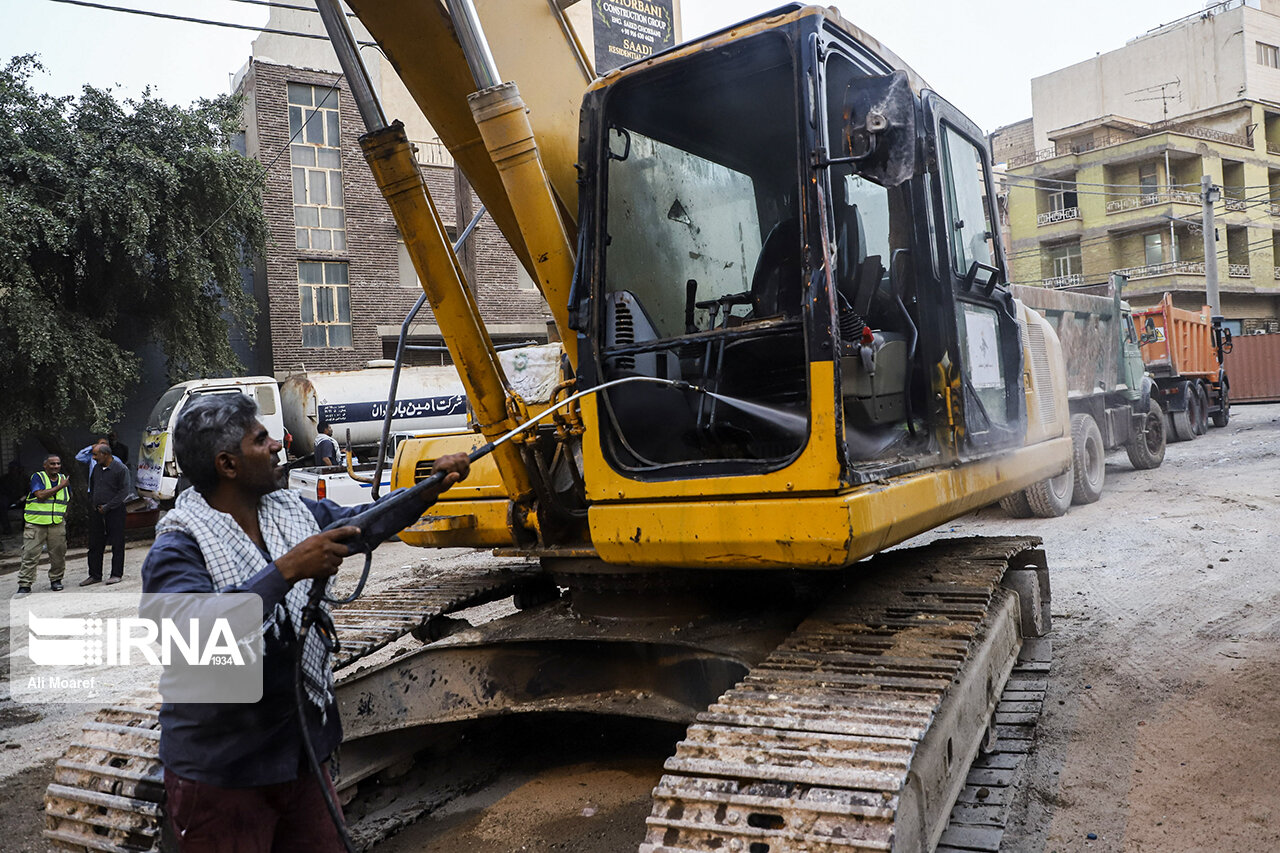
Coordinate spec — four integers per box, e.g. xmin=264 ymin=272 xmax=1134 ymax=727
xmin=44 ymin=4 xmax=1072 ymax=852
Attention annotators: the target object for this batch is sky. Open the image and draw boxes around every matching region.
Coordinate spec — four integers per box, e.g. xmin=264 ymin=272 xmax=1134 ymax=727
xmin=3 ymin=0 xmax=1212 ymax=132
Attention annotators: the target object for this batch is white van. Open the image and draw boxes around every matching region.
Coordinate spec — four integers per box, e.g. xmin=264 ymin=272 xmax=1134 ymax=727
xmin=136 ymin=377 xmax=286 ymax=502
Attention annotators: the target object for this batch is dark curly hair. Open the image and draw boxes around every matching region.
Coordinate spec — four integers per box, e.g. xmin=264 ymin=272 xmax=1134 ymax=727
xmin=172 ymin=393 xmax=258 ymax=493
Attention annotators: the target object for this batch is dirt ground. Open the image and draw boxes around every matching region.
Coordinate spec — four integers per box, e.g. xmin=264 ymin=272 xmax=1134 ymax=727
xmin=3 ymin=403 xmax=1279 ymax=852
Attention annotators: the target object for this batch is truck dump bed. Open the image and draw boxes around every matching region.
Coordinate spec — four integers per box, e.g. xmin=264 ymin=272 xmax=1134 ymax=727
xmin=1012 ymin=285 xmax=1122 ymax=399
xmin=1134 ymin=293 xmax=1215 ymax=379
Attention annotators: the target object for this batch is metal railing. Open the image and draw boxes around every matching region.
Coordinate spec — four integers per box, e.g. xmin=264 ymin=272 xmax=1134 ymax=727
xmin=1104 ymin=190 xmax=1199 ymax=213
xmin=1223 ymin=196 xmax=1248 ymax=212
xmin=1228 ymin=263 xmax=1251 ymax=278
xmin=1008 ymin=121 xmax=1253 ymax=168
xmin=1274 ymin=266 xmax=1280 ymax=280
xmin=1037 ymin=207 xmax=1081 ymax=226
xmin=412 ymin=139 xmax=454 ymax=168
xmin=1113 ymin=260 xmax=1205 ymax=280
xmin=1042 ymin=273 xmax=1084 ymax=288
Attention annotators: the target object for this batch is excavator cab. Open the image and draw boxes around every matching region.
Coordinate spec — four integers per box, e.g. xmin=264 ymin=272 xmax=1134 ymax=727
xmin=575 ymin=8 xmax=1027 ymax=498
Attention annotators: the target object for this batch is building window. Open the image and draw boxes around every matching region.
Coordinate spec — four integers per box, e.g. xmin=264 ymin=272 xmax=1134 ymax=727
xmin=1050 ymin=243 xmax=1081 ymax=277
xmin=289 ymin=83 xmax=346 ymax=252
xmin=1138 ymin=163 xmax=1158 ymax=198
xmin=396 ymin=226 xmax=458 ymax=288
xmin=299 ymin=261 xmax=352 ymax=348
xmin=1259 ymin=42 xmax=1280 ymax=68
xmin=1047 ymin=187 xmax=1078 ymax=212
xmin=1144 ymin=233 xmax=1163 ymax=267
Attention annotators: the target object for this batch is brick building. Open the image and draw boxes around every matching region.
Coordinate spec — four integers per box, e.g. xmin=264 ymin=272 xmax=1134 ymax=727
xmin=236 ymin=59 xmax=551 ymax=376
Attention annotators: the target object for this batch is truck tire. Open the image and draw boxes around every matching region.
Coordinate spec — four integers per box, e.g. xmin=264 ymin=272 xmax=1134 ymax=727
xmin=1192 ymin=382 xmax=1209 ymax=435
xmin=1070 ymin=413 xmax=1105 ymax=505
xmin=1169 ymin=382 xmax=1195 ymax=442
xmin=1126 ymin=397 xmax=1166 ymax=470
xmin=998 ymin=489 xmax=1034 ymax=518
xmin=1025 ymin=467 xmax=1073 ymax=518
xmin=1212 ymin=382 xmax=1230 ymax=428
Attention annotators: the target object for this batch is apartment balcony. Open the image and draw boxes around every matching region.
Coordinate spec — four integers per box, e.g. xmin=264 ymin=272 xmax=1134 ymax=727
xmin=1008 ymin=122 xmax=1252 ymax=169
xmin=413 ymin=139 xmax=454 ymax=168
xmin=1111 ymin=260 xmax=1258 ymax=297
xmin=1042 ymin=273 xmax=1084 ymax=288
xmin=1105 ymin=190 xmax=1199 ymax=214
xmin=1114 ymin=260 xmax=1205 ymax=280
xmin=1269 ymin=203 xmax=1280 ymax=217
xmin=1223 ymin=197 xmax=1248 ymax=212
xmin=1037 ymin=207 xmax=1081 ymax=226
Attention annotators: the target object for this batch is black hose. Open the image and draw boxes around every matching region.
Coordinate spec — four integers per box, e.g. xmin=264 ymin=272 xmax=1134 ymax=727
xmin=294 ymin=576 xmax=357 ymax=853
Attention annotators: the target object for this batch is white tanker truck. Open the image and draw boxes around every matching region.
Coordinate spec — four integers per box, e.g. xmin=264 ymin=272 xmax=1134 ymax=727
xmin=135 ymin=347 xmax=561 ymax=504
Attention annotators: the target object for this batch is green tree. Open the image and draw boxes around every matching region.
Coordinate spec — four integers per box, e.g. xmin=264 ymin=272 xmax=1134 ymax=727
xmin=0 ymin=55 xmax=267 ymax=449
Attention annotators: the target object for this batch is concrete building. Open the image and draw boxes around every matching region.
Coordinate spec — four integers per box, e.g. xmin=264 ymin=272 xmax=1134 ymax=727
xmin=1001 ymin=0 xmax=1280 ymax=334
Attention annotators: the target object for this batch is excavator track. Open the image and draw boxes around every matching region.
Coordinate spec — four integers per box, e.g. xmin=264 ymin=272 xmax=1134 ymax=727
xmin=42 ymin=562 xmax=542 ymax=853
xmin=641 ymin=537 xmax=1048 ymax=853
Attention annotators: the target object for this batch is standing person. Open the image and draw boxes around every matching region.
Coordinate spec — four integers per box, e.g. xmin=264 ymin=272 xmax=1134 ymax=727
xmin=80 ymin=444 xmax=129 ymax=586
xmin=142 ymin=393 xmax=468 ymax=851
xmin=76 ymin=437 xmax=122 ymax=489
xmin=314 ymin=421 xmax=339 ymax=467
xmin=16 ymin=455 xmax=70 ymax=596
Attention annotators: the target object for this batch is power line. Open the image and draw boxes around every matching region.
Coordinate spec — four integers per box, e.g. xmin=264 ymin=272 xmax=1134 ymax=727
xmin=43 ymin=0 xmax=374 ymax=45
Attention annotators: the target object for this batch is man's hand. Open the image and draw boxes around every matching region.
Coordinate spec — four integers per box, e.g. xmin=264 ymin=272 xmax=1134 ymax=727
xmin=430 ymin=453 xmax=470 ymax=489
xmin=274 ymin=526 xmax=360 ymax=583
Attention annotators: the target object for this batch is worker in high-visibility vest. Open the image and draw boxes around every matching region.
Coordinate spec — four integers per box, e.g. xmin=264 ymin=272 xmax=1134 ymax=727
xmin=17 ymin=454 xmax=71 ymax=597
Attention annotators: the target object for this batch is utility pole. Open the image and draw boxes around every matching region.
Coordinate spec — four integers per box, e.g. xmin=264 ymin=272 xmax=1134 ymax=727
xmin=1201 ymin=174 xmax=1221 ymax=319
xmin=1201 ymin=174 xmax=1229 ymax=365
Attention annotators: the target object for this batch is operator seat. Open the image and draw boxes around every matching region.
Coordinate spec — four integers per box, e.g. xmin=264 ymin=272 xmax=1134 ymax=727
xmin=750 ymin=217 xmax=802 ymax=319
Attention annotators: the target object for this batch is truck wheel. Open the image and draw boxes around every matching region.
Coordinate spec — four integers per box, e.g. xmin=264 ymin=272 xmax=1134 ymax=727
xmin=1126 ymin=397 xmax=1166 ymax=470
xmin=1168 ymin=382 xmax=1195 ymax=442
xmin=998 ymin=489 xmax=1034 ymax=518
xmin=1192 ymin=383 xmax=1209 ymax=435
xmin=1070 ymin=414 xmax=1105 ymax=505
xmin=1211 ymin=382 xmax=1230 ymax=428
xmin=1025 ymin=467 xmax=1073 ymax=518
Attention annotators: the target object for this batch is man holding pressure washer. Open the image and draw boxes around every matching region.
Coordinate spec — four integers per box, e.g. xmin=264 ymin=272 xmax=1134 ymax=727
xmin=141 ymin=393 xmax=468 ymax=852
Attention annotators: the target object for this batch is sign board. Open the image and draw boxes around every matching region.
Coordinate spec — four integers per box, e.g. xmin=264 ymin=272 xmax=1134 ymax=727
xmin=593 ymin=0 xmax=675 ymax=73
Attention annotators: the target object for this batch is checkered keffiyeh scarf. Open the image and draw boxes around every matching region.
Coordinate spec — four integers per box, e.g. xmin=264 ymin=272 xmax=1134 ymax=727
xmin=157 ymin=487 xmax=333 ymax=715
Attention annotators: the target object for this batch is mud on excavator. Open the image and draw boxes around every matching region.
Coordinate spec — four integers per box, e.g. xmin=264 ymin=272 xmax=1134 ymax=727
xmin=45 ymin=4 xmax=1071 ymax=852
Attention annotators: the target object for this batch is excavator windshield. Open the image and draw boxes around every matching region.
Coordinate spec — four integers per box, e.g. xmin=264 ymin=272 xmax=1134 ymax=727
xmin=591 ymin=31 xmax=809 ymax=476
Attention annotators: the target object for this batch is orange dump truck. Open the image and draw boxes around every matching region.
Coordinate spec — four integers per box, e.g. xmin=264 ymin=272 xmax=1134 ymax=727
xmin=1133 ymin=293 xmax=1231 ymax=440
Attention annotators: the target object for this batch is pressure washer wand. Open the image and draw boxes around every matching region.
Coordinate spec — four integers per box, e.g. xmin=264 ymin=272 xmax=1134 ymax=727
xmin=319 ymin=375 xmax=697 ymax=556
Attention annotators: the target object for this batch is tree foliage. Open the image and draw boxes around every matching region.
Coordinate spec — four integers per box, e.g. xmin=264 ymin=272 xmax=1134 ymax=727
xmin=0 ymin=55 xmax=267 ymax=438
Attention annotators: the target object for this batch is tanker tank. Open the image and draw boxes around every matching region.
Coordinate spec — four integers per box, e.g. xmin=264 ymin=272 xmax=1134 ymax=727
xmin=281 ymin=362 xmax=468 ymax=455
xmin=281 ymin=346 xmax=562 ymax=455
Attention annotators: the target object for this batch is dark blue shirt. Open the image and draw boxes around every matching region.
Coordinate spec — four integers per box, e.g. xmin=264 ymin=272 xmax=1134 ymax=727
xmin=141 ymin=496 xmax=362 ymax=787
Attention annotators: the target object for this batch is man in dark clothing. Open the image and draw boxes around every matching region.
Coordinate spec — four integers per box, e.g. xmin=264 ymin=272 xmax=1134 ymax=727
xmin=141 ymin=393 xmax=468 ymax=852
xmin=81 ymin=443 xmax=129 ymax=586
xmin=314 ymin=421 xmax=338 ymax=467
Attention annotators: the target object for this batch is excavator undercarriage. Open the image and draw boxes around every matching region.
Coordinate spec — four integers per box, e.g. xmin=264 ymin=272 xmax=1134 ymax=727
xmin=45 ymin=536 xmax=1049 ymax=853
